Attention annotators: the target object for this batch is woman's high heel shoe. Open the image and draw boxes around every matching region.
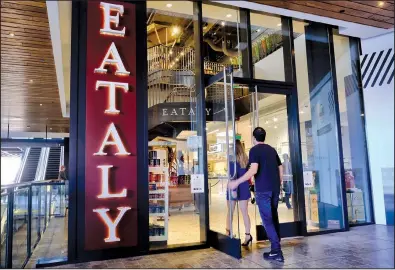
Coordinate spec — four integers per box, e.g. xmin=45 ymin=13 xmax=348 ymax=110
xmin=241 ymin=233 xmax=253 ymax=246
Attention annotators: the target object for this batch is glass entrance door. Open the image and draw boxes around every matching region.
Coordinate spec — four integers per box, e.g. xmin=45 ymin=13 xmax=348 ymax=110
xmin=245 ymin=90 xmax=301 ymax=240
xmin=205 ymin=71 xmax=303 ymax=257
xmin=205 ymin=67 xmax=242 ymax=259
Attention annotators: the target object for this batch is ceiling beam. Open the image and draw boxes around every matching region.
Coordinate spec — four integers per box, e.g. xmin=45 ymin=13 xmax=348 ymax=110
xmin=46 ymin=0 xmax=70 ymax=118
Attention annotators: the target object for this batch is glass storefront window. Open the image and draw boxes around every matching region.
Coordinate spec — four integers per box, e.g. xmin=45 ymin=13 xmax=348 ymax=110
xmin=147 ymin=1 xmax=206 ymax=247
xmin=333 ymin=30 xmax=372 ymax=224
xmin=202 ymin=4 xmax=249 ymax=78
xmin=250 ymin=12 xmax=285 ymax=81
xmin=293 ymin=20 xmax=345 ymax=232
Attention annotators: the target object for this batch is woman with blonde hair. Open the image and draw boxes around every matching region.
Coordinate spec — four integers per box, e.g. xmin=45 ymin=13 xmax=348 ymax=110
xmin=226 ymin=139 xmax=252 ymax=246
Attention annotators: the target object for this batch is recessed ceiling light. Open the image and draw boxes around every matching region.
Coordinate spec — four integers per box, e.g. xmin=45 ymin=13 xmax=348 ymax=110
xmin=274 ymin=126 xmax=278 ymax=129
xmin=226 ymin=14 xmax=232 ymax=18
xmin=277 ymin=23 xmax=282 ymax=27
xmin=50 ymin=128 xmax=53 ymax=130
xmin=166 ymin=3 xmax=172 ymax=8
xmin=29 ymin=79 xmax=33 ymax=83
xmin=300 ymin=110 xmax=304 ymax=114
xmin=378 ymin=1 xmax=385 ymax=7
xmin=273 ymin=117 xmax=278 ymax=122
xmin=9 ymin=32 xmax=15 ymax=37
xmin=40 ymin=103 xmax=43 ymax=106
xmin=221 ymin=21 xmax=226 ymax=26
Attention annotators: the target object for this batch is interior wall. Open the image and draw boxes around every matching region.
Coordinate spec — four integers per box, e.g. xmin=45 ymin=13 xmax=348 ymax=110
xmin=361 ymin=32 xmax=394 ymax=225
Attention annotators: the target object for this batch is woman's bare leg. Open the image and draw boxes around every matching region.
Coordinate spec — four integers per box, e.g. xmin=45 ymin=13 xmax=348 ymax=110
xmin=239 ymin=200 xmax=251 ymax=242
xmin=226 ymin=200 xmax=237 ymax=236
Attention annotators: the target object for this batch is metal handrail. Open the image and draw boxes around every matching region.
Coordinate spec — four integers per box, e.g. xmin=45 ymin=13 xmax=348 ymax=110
xmin=229 ymin=67 xmax=237 ymax=180
xmin=1 ymin=179 xmax=65 ymax=192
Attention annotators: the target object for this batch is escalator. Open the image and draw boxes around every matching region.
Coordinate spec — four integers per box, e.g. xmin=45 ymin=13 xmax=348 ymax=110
xmin=19 ymin=148 xmax=42 ymax=183
xmin=44 ymin=147 xmax=62 ymax=180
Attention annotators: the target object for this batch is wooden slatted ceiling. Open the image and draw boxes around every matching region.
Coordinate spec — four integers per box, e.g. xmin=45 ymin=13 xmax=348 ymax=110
xmin=252 ymin=1 xmax=394 ymax=29
xmin=1 ymin=1 xmax=69 ymax=134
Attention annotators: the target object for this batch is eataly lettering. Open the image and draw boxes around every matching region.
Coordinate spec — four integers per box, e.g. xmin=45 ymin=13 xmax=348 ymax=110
xmin=162 ymin=108 xmax=212 ymax=116
xmin=93 ymin=207 xmax=131 ymax=242
xmin=92 ymin=1 xmax=131 ymax=243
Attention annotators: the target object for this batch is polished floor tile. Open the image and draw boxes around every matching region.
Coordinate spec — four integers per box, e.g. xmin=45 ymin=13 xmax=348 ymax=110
xmin=30 ymin=225 xmax=394 ymax=269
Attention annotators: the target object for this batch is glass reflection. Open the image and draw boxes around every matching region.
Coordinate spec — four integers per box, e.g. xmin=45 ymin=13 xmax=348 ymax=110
xmin=293 ymin=20 xmax=345 ymax=232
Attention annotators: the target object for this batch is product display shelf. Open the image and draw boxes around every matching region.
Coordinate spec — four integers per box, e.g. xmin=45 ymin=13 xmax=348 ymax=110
xmin=305 ymin=187 xmax=319 ymax=228
xmin=149 ymin=189 xmax=166 ymax=194
xmin=149 ymin=235 xmax=167 ymax=242
xmin=148 ymin=145 xmax=169 ymax=243
xmin=149 ymin=212 xmax=166 ymax=217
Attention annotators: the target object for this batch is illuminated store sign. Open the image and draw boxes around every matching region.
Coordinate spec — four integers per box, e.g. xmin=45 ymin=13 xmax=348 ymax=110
xmin=85 ymin=1 xmax=137 ymax=250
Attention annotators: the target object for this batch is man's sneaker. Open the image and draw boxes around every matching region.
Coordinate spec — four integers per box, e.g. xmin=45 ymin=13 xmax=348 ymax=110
xmin=263 ymin=250 xmax=284 ymax=262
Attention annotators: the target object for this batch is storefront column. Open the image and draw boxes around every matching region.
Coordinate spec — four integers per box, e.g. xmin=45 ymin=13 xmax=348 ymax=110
xmin=193 ymin=1 xmax=209 ymax=243
xmin=68 ymin=0 xmax=148 ymax=263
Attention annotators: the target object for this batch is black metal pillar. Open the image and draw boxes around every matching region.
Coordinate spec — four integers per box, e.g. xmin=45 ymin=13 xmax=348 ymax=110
xmin=193 ymin=0 xmax=209 ymax=243
xmin=5 ymin=188 xmax=14 ymax=268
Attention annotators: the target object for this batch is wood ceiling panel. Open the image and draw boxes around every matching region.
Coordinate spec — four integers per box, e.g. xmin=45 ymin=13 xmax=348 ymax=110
xmin=1 ymin=1 xmax=47 ymax=13
xmin=324 ymin=1 xmax=394 ymax=17
xmin=252 ymin=1 xmax=394 ymax=29
xmin=355 ymin=1 xmax=394 ymax=10
xmin=1 ymin=0 xmax=69 ymax=135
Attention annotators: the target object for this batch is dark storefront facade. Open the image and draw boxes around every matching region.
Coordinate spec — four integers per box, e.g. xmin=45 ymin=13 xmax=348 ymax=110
xmin=67 ymin=0 xmax=374 ymax=264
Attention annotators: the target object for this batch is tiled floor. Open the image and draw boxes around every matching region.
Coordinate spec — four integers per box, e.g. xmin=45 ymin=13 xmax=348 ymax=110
xmin=45 ymin=225 xmax=394 ymax=269
xmin=167 ymin=181 xmax=295 ymax=245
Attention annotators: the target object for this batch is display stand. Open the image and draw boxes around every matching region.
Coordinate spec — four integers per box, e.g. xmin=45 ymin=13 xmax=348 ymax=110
xmin=305 ymin=188 xmax=319 ymax=228
xmin=346 ymin=188 xmax=366 ymax=223
xmin=148 ymin=142 xmax=171 ymax=243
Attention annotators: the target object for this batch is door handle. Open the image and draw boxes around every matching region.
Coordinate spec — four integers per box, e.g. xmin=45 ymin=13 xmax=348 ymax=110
xmin=229 ymin=68 xmax=237 ymax=180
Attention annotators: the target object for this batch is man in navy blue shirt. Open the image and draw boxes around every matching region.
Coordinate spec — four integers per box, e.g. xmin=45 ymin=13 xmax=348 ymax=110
xmin=228 ymin=127 xmax=284 ymax=262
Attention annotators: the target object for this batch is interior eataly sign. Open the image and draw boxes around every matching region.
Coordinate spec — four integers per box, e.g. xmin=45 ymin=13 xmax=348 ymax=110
xmin=85 ymin=1 xmax=137 ymax=250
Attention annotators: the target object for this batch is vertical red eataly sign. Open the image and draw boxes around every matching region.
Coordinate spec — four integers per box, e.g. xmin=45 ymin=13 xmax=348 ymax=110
xmin=85 ymin=1 xmax=137 ymax=250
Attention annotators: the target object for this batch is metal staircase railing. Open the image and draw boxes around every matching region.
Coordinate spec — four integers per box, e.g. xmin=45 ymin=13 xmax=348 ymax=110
xmin=147 ymin=45 xmax=239 ymax=109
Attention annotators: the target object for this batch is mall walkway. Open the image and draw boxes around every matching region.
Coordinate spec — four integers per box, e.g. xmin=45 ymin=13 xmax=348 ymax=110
xmin=26 ymin=216 xmax=68 ymax=269
xmin=42 ymin=225 xmax=393 ymax=269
